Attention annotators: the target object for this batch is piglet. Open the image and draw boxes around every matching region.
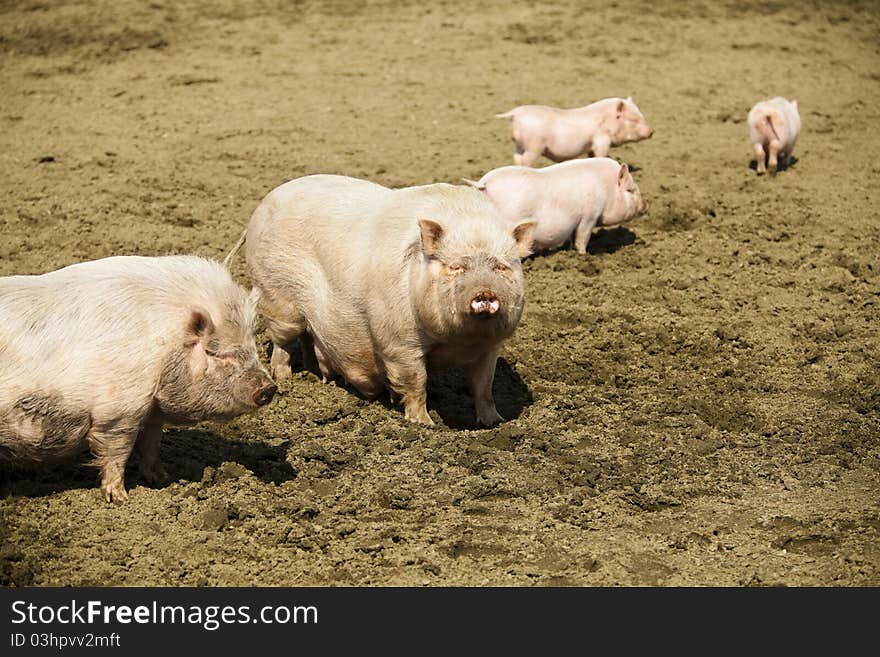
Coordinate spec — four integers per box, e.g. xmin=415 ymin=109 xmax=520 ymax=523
xmin=0 ymin=255 xmax=276 ymax=503
xmin=465 ymin=157 xmax=647 ymax=254
xmin=496 ymin=97 xmax=654 ymax=166
xmin=748 ymin=97 xmax=801 ymax=174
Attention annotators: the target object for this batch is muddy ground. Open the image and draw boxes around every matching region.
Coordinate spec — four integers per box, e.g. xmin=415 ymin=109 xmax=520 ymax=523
xmin=1 ymin=0 xmax=878 ymax=586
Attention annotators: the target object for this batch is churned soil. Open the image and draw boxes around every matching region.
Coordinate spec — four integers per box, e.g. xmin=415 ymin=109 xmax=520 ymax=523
xmin=1 ymin=0 xmax=878 ymax=586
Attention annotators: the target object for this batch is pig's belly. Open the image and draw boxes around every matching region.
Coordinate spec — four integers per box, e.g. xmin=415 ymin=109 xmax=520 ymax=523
xmin=545 ymin=124 xmax=588 ymax=159
xmin=332 ymin=346 xmax=385 ymax=399
xmin=341 ymin=364 xmax=384 ymax=398
xmin=543 ymin=144 xmax=586 ymax=161
xmin=533 ymin=221 xmax=577 ymax=251
xmin=309 ymin=318 xmax=385 ymax=398
xmin=0 ymin=394 xmax=92 ymax=464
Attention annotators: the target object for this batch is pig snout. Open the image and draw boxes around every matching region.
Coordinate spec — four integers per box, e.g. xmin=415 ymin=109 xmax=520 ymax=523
xmin=253 ymin=382 xmax=277 ymax=407
xmin=470 ymin=291 xmax=501 ymax=317
xmin=241 ymin=365 xmax=278 ymax=408
xmin=638 ymin=198 xmax=649 ymax=213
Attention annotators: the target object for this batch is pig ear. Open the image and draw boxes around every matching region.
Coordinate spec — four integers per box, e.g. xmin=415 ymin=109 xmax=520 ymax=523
xmin=418 ymin=219 xmax=445 ymax=257
xmin=511 ymin=220 xmax=537 ymax=258
xmin=186 ymin=308 xmax=215 ymax=346
xmin=618 ymin=163 xmax=630 ymax=186
xmin=626 ymin=96 xmax=633 ymax=103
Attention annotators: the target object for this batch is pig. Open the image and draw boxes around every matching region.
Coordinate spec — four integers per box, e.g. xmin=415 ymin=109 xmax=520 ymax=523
xmin=0 ymin=255 xmax=277 ymax=503
xmin=239 ymin=174 xmax=535 ymax=427
xmin=464 ymin=157 xmax=647 ymax=254
xmin=748 ymin=97 xmax=801 ymax=174
xmin=496 ymin=97 xmax=654 ymax=166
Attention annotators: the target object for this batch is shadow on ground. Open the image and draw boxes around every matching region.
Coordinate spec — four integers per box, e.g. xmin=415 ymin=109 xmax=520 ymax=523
xmin=0 ymin=429 xmax=295 ymax=499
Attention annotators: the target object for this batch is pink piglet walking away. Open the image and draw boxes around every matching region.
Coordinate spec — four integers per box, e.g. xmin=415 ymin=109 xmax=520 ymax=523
xmin=465 ymin=157 xmax=647 ymax=255
xmin=748 ymin=97 xmax=801 ymax=175
xmin=496 ymin=97 xmax=654 ymax=167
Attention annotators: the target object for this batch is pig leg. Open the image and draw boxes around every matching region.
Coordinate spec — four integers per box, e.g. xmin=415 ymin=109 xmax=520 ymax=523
xmin=573 ymin=216 xmax=600 ymax=254
xmin=465 ymin=350 xmax=504 ymax=427
xmin=261 ymin=289 xmax=309 ymax=381
xmin=779 ymin=149 xmax=792 ymax=170
xmin=269 ymin=343 xmax=294 ymax=381
xmin=591 ymin=135 xmax=612 ymax=158
xmin=265 ymin=315 xmax=306 ymax=382
xmin=136 ymin=416 xmax=167 ymax=485
xmin=753 ymin=142 xmax=767 ymax=175
xmin=511 ymin=125 xmax=540 ymax=166
xmin=513 ymin=130 xmax=543 ymax=166
xmin=767 ymin=139 xmax=781 ymax=173
xmin=90 ymin=425 xmax=138 ymax=503
xmin=514 ymin=150 xmax=541 ymax=167
xmin=513 ymin=139 xmax=525 ymax=165
xmin=385 ymin=358 xmax=433 ymax=425
xmin=311 ymin=334 xmax=341 ymax=383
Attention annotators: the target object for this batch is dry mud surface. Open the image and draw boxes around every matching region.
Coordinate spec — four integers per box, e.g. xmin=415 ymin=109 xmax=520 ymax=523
xmin=1 ymin=0 xmax=878 ymax=586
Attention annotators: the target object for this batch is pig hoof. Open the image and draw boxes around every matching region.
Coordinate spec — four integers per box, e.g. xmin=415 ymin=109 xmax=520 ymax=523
xmin=103 ymin=483 xmax=129 ymax=504
xmin=405 ymin=409 xmax=435 ymax=426
xmin=270 ymin=365 xmax=292 ymax=383
xmin=477 ymin=409 xmax=505 ymax=428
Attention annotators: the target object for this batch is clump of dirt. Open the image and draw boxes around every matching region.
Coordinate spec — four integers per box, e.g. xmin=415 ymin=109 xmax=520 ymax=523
xmin=1 ymin=0 xmax=878 ymax=586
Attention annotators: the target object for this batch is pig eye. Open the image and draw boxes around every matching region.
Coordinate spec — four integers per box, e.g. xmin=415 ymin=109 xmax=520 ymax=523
xmin=494 ymin=264 xmax=512 ymax=275
xmin=446 ymin=264 xmax=465 ymax=275
xmin=206 ymin=348 xmax=239 ymax=363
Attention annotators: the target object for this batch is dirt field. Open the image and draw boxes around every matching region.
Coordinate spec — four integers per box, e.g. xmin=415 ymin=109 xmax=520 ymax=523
xmin=1 ymin=0 xmax=878 ymax=586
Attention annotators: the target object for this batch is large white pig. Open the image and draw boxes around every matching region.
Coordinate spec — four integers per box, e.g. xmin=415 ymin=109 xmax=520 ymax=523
xmin=465 ymin=157 xmax=647 ymax=254
xmin=496 ymin=97 xmax=654 ymax=166
xmin=0 ymin=256 xmax=276 ymax=503
xmin=748 ymin=97 xmax=801 ymax=174
xmin=240 ymin=175 xmax=535 ymax=427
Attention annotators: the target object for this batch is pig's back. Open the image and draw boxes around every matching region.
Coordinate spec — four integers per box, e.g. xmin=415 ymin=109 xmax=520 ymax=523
xmin=543 ymin=157 xmax=619 ymax=180
xmin=482 ymin=167 xmax=542 ymax=224
xmin=250 ymin=174 xmax=388 ymax=238
xmin=511 ymin=104 xmax=564 ymax=118
xmin=247 ymin=175 xmax=394 ymax=295
xmin=512 ymin=105 xmax=572 ymax=132
xmin=382 ymin=183 xmax=507 ymax=250
xmin=537 ymin=159 xmax=615 ymax=209
xmin=0 ymin=256 xmax=234 ymax=401
xmin=5 ymin=255 xmax=236 ymax=322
